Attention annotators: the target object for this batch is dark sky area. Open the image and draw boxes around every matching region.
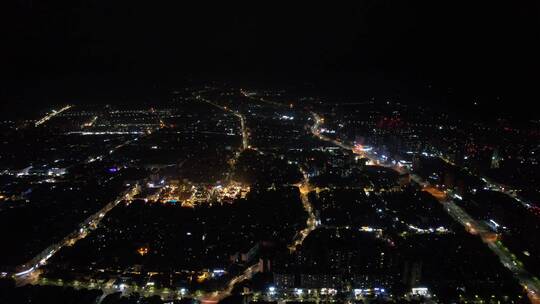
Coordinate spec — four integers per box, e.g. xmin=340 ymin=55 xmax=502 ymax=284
xmin=1 ymin=1 xmax=539 ymax=116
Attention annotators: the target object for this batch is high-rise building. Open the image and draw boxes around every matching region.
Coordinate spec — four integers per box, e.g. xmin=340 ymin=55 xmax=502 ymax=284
xmin=491 ymin=148 xmax=501 ymax=169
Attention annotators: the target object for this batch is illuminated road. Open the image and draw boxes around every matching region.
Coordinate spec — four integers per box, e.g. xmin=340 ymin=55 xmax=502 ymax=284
xmin=488 ymin=242 xmax=540 ymax=303
xmin=203 ymin=168 xmax=319 ymax=301
xmin=35 ymin=105 xmax=73 ymax=127
xmin=197 ymin=95 xmax=249 ymax=151
xmin=82 ymin=124 xmax=160 ymax=165
xmin=32 ymin=262 xmax=262 ymax=304
xmin=200 ymin=263 xmax=261 ymax=304
xmin=82 ymin=115 xmax=99 ymax=128
xmin=202 ymin=99 xmax=320 ymax=252
xmin=240 ymin=89 xmax=286 ymax=108
xmin=438 ymin=154 xmax=540 ymax=219
xmin=13 ymin=110 xmax=161 ymax=284
xmin=238 ymin=113 xmax=249 ymax=150
xmin=11 ymin=184 xmax=141 ymax=284
xmin=311 ymin=112 xmax=355 ymax=151
xmin=227 ymin=95 xmax=319 ymax=252
xmin=185 ymin=94 xmax=265 ymax=303
xmin=196 ymin=92 xmax=319 ymax=300
xmin=289 ymin=169 xmax=318 ymax=252
xmin=309 ymin=111 xmax=540 ymax=303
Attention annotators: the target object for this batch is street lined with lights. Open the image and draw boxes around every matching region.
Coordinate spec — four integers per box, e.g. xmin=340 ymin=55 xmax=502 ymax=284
xmin=11 ymin=184 xmax=141 ymax=283
xmin=34 ymin=105 xmax=73 ymax=127
xmin=309 ymin=111 xmax=540 ymax=303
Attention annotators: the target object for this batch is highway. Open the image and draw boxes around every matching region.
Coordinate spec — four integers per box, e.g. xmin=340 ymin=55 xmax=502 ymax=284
xmin=35 ymin=105 xmax=73 ymax=127
xmin=437 ymin=153 xmax=540 ymax=218
xmin=12 ymin=184 xmax=141 ymax=284
xmin=309 ymin=111 xmax=540 ymax=303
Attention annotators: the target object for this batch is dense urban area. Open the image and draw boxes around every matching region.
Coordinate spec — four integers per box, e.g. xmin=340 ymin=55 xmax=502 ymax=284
xmin=1 ymin=86 xmax=540 ymax=304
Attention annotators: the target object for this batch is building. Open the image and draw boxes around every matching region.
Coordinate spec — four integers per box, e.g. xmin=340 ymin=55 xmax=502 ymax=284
xmin=274 ymin=273 xmax=295 ymax=289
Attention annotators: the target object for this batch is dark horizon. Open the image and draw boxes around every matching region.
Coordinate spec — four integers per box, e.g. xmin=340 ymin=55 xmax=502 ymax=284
xmin=2 ymin=1 xmax=540 ymax=116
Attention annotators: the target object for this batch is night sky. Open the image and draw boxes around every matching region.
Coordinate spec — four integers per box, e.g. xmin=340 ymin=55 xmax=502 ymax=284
xmin=2 ymin=1 xmax=539 ymax=114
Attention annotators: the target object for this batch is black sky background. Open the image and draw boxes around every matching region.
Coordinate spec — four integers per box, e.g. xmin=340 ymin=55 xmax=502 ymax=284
xmin=2 ymin=1 xmax=539 ymax=117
